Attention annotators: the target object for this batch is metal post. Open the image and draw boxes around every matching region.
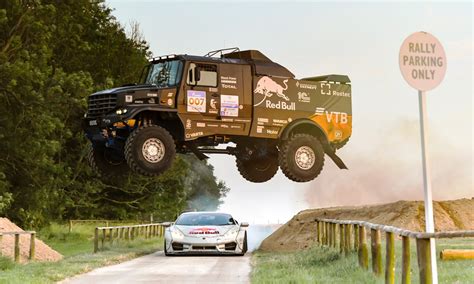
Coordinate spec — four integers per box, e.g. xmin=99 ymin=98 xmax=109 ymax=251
xmin=418 ymin=90 xmax=438 ymax=283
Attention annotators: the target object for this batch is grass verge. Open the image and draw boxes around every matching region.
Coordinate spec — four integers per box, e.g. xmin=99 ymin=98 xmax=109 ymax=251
xmin=0 ymin=223 xmax=163 ymax=284
xmin=252 ymin=238 xmax=474 ymax=283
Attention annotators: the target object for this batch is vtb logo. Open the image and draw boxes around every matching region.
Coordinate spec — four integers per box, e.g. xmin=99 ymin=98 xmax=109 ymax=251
xmin=315 ymin=107 xmax=348 ymax=124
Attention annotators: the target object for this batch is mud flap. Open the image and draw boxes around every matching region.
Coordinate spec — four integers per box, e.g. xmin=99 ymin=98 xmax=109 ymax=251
xmin=325 ymin=150 xmax=348 ymax=169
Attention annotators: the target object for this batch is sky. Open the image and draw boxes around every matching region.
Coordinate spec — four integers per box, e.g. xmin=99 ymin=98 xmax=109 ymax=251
xmin=107 ymin=1 xmax=473 ymax=224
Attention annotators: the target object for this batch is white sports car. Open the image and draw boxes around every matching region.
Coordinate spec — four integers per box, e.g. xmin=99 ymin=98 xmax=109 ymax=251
xmin=164 ymin=212 xmax=248 ymax=256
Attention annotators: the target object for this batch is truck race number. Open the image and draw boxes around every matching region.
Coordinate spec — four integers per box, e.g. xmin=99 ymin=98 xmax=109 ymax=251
xmin=187 ymin=90 xmax=207 ymax=113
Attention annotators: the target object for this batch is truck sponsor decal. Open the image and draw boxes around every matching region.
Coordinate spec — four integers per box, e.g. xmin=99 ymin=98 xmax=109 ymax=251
xmin=220 ymin=95 xmax=239 ymax=117
xmin=187 ymin=90 xmax=206 ymax=113
xmin=221 ymin=76 xmax=238 ymax=89
xmin=314 ymin=107 xmax=348 ymax=124
xmin=297 ymin=91 xmax=310 ymax=103
xmin=254 ymin=76 xmax=290 ymax=106
xmin=209 ymin=98 xmax=219 ymax=114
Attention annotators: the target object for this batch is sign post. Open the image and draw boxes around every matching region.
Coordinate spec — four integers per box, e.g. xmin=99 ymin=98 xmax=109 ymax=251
xmin=399 ymin=31 xmax=447 ymax=284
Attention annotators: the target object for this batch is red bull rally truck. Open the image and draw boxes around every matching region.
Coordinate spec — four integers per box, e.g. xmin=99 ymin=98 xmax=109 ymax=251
xmin=83 ymin=48 xmax=351 ymax=183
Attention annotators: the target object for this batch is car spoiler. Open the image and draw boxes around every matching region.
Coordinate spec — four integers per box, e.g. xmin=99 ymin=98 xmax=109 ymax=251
xmin=301 ymin=74 xmax=351 ymax=84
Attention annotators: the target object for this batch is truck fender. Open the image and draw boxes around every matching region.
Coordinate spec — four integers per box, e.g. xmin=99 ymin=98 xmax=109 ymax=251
xmin=279 ymin=119 xmax=348 ymax=170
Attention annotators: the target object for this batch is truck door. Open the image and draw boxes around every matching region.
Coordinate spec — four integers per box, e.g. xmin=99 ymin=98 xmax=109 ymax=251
xmin=178 ymin=62 xmax=252 ymax=140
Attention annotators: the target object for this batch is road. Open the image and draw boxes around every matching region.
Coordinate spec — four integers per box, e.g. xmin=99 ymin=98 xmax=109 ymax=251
xmin=65 ymin=251 xmax=251 ymax=284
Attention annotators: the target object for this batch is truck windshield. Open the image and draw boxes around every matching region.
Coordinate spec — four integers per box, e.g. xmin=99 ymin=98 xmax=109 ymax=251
xmin=144 ymin=60 xmax=183 ymax=87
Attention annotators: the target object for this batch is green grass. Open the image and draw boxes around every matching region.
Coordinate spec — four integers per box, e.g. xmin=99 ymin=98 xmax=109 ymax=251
xmin=252 ymin=238 xmax=474 ymax=284
xmin=0 ymin=223 xmax=163 ymax=284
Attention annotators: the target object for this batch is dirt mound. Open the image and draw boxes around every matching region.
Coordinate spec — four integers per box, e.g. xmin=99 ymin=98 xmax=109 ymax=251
xmin=0 ymin=218 xmax=62 ymax=262
xmin=260 ymin=198 xmax=474 ymax=252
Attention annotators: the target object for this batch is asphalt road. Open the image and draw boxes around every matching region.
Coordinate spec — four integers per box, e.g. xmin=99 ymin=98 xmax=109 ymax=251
xmin=65 ymin=251 xmax=252 ymax=284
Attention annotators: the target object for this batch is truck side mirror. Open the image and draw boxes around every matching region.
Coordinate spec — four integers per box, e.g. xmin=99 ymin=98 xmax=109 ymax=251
xmin=194 ymin=66 xmax=201 ymax=82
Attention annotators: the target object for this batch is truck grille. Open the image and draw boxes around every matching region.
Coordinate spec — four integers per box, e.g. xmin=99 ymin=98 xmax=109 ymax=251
xmin=87 ymin=93 xmax=117 ymax=118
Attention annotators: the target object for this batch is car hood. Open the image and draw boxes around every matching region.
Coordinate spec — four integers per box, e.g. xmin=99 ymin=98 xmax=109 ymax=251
xmin=174 ymin=225 xmax=236 ymax=236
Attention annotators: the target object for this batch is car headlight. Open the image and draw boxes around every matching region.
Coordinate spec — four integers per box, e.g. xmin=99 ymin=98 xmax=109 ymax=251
xmin=224 ymin=229 xmax=239 ymax=239
xmin=170 ymin=227 xmax=184 ymax=240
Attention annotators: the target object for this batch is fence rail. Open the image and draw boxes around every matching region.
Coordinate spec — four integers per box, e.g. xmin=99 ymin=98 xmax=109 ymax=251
xmin=0 ymin=231 xmax=36 ymax=262
xmin=93 ymin=223 xmax=165 ymax=253
xmin=69 ymin=219 xmax=154 ymax=233
xmin=315 ymin=218 xmax=474 ymax=284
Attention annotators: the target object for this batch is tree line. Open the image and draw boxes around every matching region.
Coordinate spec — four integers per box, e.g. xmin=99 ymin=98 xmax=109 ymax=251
xmin=0 ymin=0 xmax=228 ymax=228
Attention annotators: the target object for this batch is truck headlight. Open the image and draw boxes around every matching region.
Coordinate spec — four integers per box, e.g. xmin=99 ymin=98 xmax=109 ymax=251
xmin=116 ymin=108 xmax=128 ymax=115
xmin=170 ymin=228 xmax=184 ymax=240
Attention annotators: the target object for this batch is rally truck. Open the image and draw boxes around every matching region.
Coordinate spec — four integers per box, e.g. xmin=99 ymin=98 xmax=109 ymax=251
xmin=82 ymin=48 xmax=352 ymax=183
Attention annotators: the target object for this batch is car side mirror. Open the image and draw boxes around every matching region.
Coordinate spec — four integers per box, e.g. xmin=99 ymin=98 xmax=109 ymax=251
xmin=162 ymin=222 xmax=172 ymax=227
xmin=240 ymin=222 xmax=249 ymax=228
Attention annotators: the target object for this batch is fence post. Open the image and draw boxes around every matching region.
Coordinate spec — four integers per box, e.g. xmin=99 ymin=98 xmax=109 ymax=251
xmin=385 ymin=232 xmax=395 ymax=284
xmin=69 ymin=220 xmax=73 ymax=233
xmin=94 ymin=228 xmax=99 ymax=253
xmin=315 ymin=221 xmax=320 ymax=244
xmin=14 ymin=233 xmax=20 ymax=263
xmin=101 ymin=228 xmax=106 ymax=248
xmin=29 ymin=232 xmax=36 ymax=260
xmin=332 ymin=224 xmax=337 ymax=248
xmin=359 ymin=226 xmax=369 ymax=269
xmin=354 ymin=225 xmax=359 ymax=251
xmin=131 ymin=227 xmax=135 ymax=240
xmin=402 ymin=236 xmax=411 ymax=284
xmin=344 ymin=225 xmax=351 ymax=255
xmin=416 ymin=238 xmax=432 ymax=284
xmin=109 ymin=228 xmax=113 ymax=244
xmin=371 ymin=229 xmax=383 ymax=276
xmin=0 ymin=233 xmax=3 ymax=256
xmin=339 ymin=224 xmax=344 ymax=253
xmin=328 ymin=223 xmax=333 ymax=247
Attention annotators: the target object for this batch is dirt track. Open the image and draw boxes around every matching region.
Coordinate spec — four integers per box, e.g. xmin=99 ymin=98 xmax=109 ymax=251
xmin=260 ymin=198 xmax=474 ymax=252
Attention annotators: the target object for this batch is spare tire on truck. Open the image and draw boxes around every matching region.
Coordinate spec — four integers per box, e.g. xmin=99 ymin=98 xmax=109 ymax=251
xmin=278 ymin=134 xmax=325 ymax=182
xmin=125 ymin=125 xmax=176 ymax=176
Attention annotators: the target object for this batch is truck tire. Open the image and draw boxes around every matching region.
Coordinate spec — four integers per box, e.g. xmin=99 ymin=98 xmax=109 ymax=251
xmin=125 ymin=125 xmax=176 ymax=176
xmin=279 ymin=134 xmax=324 ymax=182
xmin=87 ymin=144 xmax=129 ymax=177
xmin=236 ymin=155 xmax=278 ymax=183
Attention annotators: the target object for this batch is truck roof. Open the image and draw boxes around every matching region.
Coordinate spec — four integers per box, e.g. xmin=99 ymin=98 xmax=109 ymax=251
xmin=165 ymin=49 xmax=295 ymax=79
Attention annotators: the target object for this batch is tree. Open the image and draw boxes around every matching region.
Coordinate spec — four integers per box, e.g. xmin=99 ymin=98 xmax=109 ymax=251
xmin=0 ymin=0 xmax=228 ymax=228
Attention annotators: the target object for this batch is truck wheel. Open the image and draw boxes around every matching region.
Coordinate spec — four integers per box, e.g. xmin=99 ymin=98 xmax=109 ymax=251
xmin=279 ymin=134 xmax=324 ymax=182
xmin=236 ymin=155 xmax=278 ymax=183
xmin=125 ymin=125 xmax=176 ymax=176
xmin=87 ymin=144 xmax=129 ymax=177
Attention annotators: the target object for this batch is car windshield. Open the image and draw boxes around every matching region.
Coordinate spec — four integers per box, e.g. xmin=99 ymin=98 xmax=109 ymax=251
xmin=144 ymin=60 xmax=183 ymax=87
xmin=175 ymin=213 xmax=235 ymax=226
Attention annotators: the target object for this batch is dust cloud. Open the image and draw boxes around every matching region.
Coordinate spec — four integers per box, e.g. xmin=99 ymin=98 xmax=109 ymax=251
xmin=305 ymin=119 xmax=473 ymax=208
xmin=246 ymin=224 xmax=281 ymax=251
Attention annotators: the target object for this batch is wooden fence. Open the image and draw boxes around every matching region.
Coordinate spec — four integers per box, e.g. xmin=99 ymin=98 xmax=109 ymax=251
xmin=315 ymin=218 xmax=474 ymax=284
xmin=0 ymin=231 xmax=36 ymax=262
xmin=93 ymin=223 xmax=165 ymax=253
xmin=69 ymin=219 xmax=154 ymax=233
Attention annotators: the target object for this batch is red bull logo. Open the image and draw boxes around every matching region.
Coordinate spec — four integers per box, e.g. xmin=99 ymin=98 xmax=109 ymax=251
xmin=189 ymin=227 xmax=220 ymax=235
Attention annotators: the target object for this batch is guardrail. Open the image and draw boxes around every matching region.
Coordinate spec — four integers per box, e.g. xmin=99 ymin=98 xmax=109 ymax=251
xmin=0 ymin=231 xmax=36 ymax=262
xmin=315 ymin=218 xmax=474 ymax=284
xmin=93 ymin=223 xmax=165 ymax=253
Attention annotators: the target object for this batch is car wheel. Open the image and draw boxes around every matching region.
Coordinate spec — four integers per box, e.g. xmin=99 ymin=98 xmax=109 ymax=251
xmin=279 ymin=134 xmax=325 ymax=182
xmin=87 ymin=143 xmax=129 ymax=177
xmin=239 ymin=232 xmax=248 ymax=256
xmin=125 ymin=125 xmax=176 ymax=176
